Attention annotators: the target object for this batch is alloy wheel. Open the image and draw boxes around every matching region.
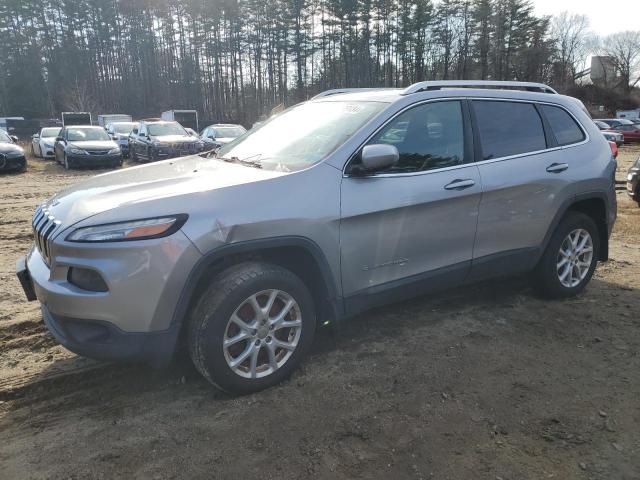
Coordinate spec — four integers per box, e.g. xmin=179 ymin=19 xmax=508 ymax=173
xmin=223 ymin=289 xmax=302 ymax=379
xmin=556 ymin=228 xmax=593 ymax=288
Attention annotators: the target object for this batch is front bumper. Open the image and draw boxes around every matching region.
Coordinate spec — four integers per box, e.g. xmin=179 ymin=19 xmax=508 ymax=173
xmin=42 ymin=305 xmax=179 ymax=366
xmin=68 ymin=153 xmax=121 ymax=166
xmin=17 ymin=230 xmax=202 ymax=365
xmin=627 ymin=170 xmax=639 ymax=200
xmin=0 ymin=155 xmax=26 ymax=171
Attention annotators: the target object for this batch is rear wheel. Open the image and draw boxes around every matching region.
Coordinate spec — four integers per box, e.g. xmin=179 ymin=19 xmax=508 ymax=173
xmin=188 ymin=262 xmax=316 ymax=394
xmin=533 ymin=212 xmax=600 ymax=298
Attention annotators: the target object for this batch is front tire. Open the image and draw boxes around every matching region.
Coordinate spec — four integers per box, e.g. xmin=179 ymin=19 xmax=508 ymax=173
xmin=533 ymin=212 xmax=600 ymax=299
xmin=188 ymin=262 xmax=316 ymax=394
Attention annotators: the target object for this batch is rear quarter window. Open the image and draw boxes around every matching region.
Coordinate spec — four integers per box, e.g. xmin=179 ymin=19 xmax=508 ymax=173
xmin=473 ymin=101 xmax=546 ymax=160
xmin=540 ymin=105 xmax=585 ymax=146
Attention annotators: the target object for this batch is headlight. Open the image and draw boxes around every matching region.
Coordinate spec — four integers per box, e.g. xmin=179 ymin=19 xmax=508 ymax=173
xmin=66 ymin=215 xmax=188 ymax=242
xmin=69 ymin=147 xmax=87 ymax=155
xmin=108 ymin=147 xmax=121 ymax=155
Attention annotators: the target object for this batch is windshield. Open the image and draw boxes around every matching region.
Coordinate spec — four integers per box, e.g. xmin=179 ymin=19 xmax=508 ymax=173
xmin=0 ymin=130 xmax=11 ymax=142
xmin=68 ymin=127 xmax=111 ymax=141
xmin=112 ymin=123 xmax=136 ymax=134
xmin=148 ymin=123 xmax=187 ymax=136
xmin=217 ymin=101 xmax=386 ymax=171
xmin=212 ymin=126 xmax=245 ymax=138
xmin=41 ymin=127 xmax=61 ymax=138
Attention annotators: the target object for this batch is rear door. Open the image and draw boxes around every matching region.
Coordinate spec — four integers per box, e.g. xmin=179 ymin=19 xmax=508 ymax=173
xmin=340 ymin=99 xmax=482 ymax=308
xmin=468 ymin=99 xmax=584 ymax=278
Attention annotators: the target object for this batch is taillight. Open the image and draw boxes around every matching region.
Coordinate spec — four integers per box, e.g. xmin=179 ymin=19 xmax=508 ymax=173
xmin=609 ymin=141 xmax=618 ymax=159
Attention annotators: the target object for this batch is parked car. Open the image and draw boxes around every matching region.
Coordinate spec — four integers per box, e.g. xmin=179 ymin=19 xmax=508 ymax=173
xmin=595 ymin=119 xmax=640 ymax=143
xmin=200 ymin=124 xmax=247 ymax=148
xmin=627 ymin=157 xmax=640 ymax=206
xmin=128 ymin=119 xmax=205 ymax=162
xmin=594 ymin=121 xmax=624 ymax=146
xmin=31 ymin=127 xmax=62 ymax=158
xmin=54 ymin=125 xmax=122 ymax=169
xmin=16 ymin=81 xmax=617 ymax=394
xmin=106 ymin=121 xmax=137 ymax=158
xmin=0 ymin=128 xmax=26 ymax=172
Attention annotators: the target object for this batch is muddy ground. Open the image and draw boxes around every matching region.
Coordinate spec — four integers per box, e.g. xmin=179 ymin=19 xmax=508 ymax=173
xmin=0 ymin=144 xmax=639 ymax=479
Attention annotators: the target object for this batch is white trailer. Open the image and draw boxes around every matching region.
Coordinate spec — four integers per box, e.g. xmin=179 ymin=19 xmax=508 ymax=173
xmin=161 ymin=110 xmax=198 ymax=131
xmin=97 ymin=114 xmax=133 ymax=127
xmin=616 ymin=109 xmax=640 ymax=120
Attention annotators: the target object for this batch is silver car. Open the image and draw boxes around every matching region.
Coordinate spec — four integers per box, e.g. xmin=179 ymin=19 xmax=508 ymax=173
xmin=16 ymin=81 xmax=617 ymax=394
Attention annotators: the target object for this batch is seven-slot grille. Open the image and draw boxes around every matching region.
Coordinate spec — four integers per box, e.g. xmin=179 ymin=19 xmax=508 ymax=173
xmin=32 ymin=205 xmax=61 ymax=266
xmin=171 ymin=142 xmax=197 ymax=151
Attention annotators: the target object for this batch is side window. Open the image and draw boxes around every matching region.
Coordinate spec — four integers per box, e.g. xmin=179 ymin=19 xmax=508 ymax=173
xmin=540 ymin=105 xmax=585 ymax=146
xmin=362 ymin=101 xmax=465 ymax=174
xmin=473 ymin=101 xmax=546 ymax=160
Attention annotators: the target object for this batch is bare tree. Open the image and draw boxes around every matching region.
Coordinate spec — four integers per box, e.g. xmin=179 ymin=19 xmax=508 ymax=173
xmin=549 ymin=12 xmax=591 ymax=87
xmin=600 ymin=31 xmax=640 ymax=92
xmin=62 ymin=79 xmax=99 ymax=113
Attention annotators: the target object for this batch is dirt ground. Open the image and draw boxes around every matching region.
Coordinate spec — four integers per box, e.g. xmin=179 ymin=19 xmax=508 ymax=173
xmin=0 ymin=144 xmax=639 ymax=480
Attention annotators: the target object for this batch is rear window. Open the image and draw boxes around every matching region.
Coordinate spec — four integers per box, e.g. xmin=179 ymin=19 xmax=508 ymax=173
xmin=540 ymin=105 xmax=585 ymax=146
xmin=473 ymin=101 xmax=546 ymax=160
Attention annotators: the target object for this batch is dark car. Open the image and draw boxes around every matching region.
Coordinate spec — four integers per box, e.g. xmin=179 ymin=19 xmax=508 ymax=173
xmin=0 ymin=129 xmax=26 ymax=172
xmin=628 ymin=157 xmax=640 ymax=206
xmin=54 ymin=126 xmax=122 ymax=170
xmin=128 ymin=119 xmax=205 ymax=162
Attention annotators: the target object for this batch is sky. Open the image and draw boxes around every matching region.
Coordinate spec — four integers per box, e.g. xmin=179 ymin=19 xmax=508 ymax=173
xmin=533 ymin=0 xmax=640 ymax=37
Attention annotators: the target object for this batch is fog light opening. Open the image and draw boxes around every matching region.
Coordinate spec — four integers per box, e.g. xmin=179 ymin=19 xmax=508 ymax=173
xmin=68 ymin=267 xmax=109 ymax=292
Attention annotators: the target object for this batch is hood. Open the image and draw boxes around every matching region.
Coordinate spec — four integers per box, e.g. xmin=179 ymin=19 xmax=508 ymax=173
xmin=0 ymin=142 xmax=24 ymax=155
xmin=69 ymin=140 xmax=117 ymax=150
xmin=42 ymin=155 xmax=286 ymax=227
xmin=153 ymin=135 xmax=197 ymax=143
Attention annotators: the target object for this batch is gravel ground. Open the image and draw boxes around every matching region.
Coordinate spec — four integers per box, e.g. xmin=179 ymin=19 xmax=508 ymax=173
xmin=0 ymin=144 xmax=639 ymax=479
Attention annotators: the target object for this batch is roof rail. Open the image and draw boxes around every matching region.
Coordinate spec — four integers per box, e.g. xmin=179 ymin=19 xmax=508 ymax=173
xmin=311 ymin=88 xmax=396 ymax=99
xmin=402 ymin=80 xmax=557 ymax=95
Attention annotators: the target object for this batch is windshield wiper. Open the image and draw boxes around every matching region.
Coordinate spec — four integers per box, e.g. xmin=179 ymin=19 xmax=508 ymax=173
xmin=220 ymin=153 xmax=263 ymax=168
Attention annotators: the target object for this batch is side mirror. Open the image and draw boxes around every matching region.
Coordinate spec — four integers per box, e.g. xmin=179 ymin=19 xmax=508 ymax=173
xmin=10 ymin=135 xmax=18 ymax=143
xmin=208 ymin=135 xmax=216 ymax=140
xmin=359 ymin=144 xmax=399 ymax=173
xmin=32 ymin=134 xmax=39 ymax=139
xmin=55 ymin=136 xmax=63 ymax=142
xmin=132 ymin=128 xmax=138 ymax=135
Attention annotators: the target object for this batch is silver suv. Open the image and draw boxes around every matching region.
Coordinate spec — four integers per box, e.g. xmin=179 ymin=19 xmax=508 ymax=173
xmin=16 ymin=81 xmax=617 ymax=394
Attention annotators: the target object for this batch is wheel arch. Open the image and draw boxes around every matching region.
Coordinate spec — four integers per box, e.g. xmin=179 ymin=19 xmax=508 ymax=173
xmin=170 ymin=237 xmax=342 ymax=338
xmin=542 ymin=192 xmax=610 ymax=263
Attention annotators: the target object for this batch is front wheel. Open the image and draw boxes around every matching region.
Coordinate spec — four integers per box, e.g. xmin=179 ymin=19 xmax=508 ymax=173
xmin=188 ymin=262 xmax=316 ymax=394
xmin=532 ymin=212 xmax=600 ymax=299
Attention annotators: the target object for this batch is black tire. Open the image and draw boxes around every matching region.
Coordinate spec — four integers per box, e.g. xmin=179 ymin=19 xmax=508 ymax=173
xmin=188 ymin=262 xmax=316 ymax=394
xmin=532 ymin=212 xmax=600 ymax=299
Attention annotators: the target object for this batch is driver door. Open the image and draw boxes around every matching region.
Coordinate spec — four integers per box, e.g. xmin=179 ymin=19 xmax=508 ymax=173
xmin=340 ymin=100 xmax=482 ymax=312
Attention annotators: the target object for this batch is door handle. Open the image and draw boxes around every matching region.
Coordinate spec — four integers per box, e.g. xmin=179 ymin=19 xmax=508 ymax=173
xmin=546 ymin=162 xmax=569 ymax=173
xmin=444 ymin=179 xmax=475 ymax=190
